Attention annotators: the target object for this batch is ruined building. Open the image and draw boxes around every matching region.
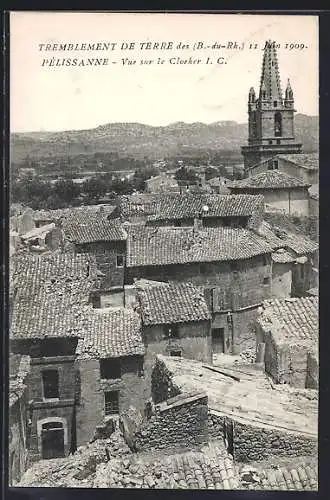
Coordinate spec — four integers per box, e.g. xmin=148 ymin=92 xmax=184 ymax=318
xmin=241 ymin=40 xmax=302 ymax=171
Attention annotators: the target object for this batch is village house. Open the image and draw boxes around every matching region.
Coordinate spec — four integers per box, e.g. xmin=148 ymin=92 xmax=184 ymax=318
xmin=10 ymin=253 xmax=98 ymax=463
xmin=62 ymin=217 xmax=127 ymax=308
xmin=145 ymin=173 xmax=180 ymax=194
xmin=256 ymin=297 xmax=318 ymax=389
xmin=135 ymin=282 xmax=212 ymax=394
xmin=126 ymin=225 xmax=274 ymax=354
xmin=9 ymin=354 xmax=31 ymax=485
xmin=75 ymin=308 xmax=146 ymax=447
xmin=256 ymin=221 xmax=318 ymax=298
xmin=146 ymin=193 xmax=264 ymax=229
xmin=228 ymin=170 xmax=311 ymax=217
xmin=246 ymin=153 xmax=319 ymax=186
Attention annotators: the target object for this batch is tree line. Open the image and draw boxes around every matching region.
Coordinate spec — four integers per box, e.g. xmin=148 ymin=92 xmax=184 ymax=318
xmin=11 ymin=167 xmax=158 ymax=209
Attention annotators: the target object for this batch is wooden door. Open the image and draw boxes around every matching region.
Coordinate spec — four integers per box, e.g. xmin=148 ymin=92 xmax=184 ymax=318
xmin=41 ymin=422 xmax=64 ymax=459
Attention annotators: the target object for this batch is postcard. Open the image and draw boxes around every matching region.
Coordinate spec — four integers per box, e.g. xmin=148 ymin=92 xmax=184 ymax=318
xmin=8 ymin=11 xmax=318 ymax=491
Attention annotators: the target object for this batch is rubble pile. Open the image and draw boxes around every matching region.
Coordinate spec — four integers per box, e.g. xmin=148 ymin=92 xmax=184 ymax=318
xmin=94 ymin=447 xmax=240 ymax=489
xmin=19 ymin=429 xmax=131 ymax=487
xmin=238 ymin=346 xmax=256 ymax=364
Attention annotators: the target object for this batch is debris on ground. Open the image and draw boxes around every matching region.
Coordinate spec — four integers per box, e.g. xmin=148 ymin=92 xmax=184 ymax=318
xmin=18 ymin=429 xmax=132 ymax=487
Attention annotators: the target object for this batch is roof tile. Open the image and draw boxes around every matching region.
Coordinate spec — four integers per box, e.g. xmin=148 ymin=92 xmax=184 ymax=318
xmin=148 ymin=194 xmax=264 ymax=221
xmin=11 ymin=253 xmax=98 ymax=339
xmin=76 ymin=308 xmax=144 ymax=358
xmin=259 ymin=296 xmax=318 ymax=346
xmin=63 ymin=218 xmax=127 ymax=244
xmin=127 ymin=226 xmax=273 ymax=267
xmin=137 ymin=283 xmax=211 ymax=326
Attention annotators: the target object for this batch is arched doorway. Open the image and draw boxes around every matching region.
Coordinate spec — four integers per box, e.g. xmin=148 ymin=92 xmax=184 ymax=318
xmin=38 ymin=418 xmax=67 ymax=459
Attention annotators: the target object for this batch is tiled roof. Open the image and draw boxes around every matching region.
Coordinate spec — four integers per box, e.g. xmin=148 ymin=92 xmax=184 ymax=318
xmin=240 ymin=462 xmax=318 ymax=491
xmin=279 ymin=153 xmax=319 ymax=171
xmin=63 ymin=218 xmax=127 ymax=244
xmin=256 ymin=221 xmax=318 ymax=256
xmin=11 ymin=253 xmax=98 ymax=339
xmin=76 ymin=309 xmax=144 ymax=359
xmin=259 ymin=297 xmax=318 ymax=346
xmin=137 ymin=283 xmax=211 ymax=326
xmin=228 ymin=171 xmax=311 ymax=190
xmin=148 ymin=194 xmax=264 ymax=221
xmin=127 ymin=226 xmax=273 ymax=267
xmin=95 ymin=448 xmax=239 ymax=489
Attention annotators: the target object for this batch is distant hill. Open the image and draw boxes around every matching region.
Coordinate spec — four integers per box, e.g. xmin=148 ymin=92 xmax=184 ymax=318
xmin=11 ymin=114 xmax=318 ymax=163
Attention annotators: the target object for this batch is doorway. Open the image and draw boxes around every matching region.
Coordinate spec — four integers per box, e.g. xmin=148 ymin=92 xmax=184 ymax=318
xmin=212 ymin=327 xmax=225 ymax=353
xmin=41 ymin=421 xmax=65 ymax=459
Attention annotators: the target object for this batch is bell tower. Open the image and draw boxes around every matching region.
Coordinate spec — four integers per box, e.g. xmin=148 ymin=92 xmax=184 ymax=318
xmin=241 ymin=40 xmax=302 ymax=172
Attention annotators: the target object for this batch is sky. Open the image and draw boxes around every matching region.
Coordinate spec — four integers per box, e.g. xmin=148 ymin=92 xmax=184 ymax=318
xmin=10 ymin=12 xmax=318 ymax=132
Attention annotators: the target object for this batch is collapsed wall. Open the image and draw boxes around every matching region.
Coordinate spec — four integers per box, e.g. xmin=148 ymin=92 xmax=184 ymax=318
xmin=120 ymin=392 xmax=209 ymax=454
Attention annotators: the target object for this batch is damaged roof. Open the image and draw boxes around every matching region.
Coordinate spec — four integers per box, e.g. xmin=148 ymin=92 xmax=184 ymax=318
xmin=256 ymin=221 xmax=318 ymax=257
xmin=252 ymin=462 xmax=318 ymax=491
xmin=127 ymin=226 xmax=273 ymax=267
xmin=137 ymin=282 xmax=211 ymax=326
xmin=258 ymin=297 xmax=318 ymax=346
xmin=76 ymin=308 xmax=144 ymax=359
xmin=63 ymin=218 xmax=127 ymax=244
xmin=228 ymin=171 xmax=311 ymax=190
xmin=11 ymin=253 xmax=98 ymax=339
xmin=94 ymin=447 xmax=240 ymax=489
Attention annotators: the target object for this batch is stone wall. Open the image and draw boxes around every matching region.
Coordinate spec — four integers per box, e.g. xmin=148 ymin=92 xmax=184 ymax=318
xmin=233 ymin=420 xmax=318 ymax=463
xmin=133 ymin=392 xmax=209 ymax=453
